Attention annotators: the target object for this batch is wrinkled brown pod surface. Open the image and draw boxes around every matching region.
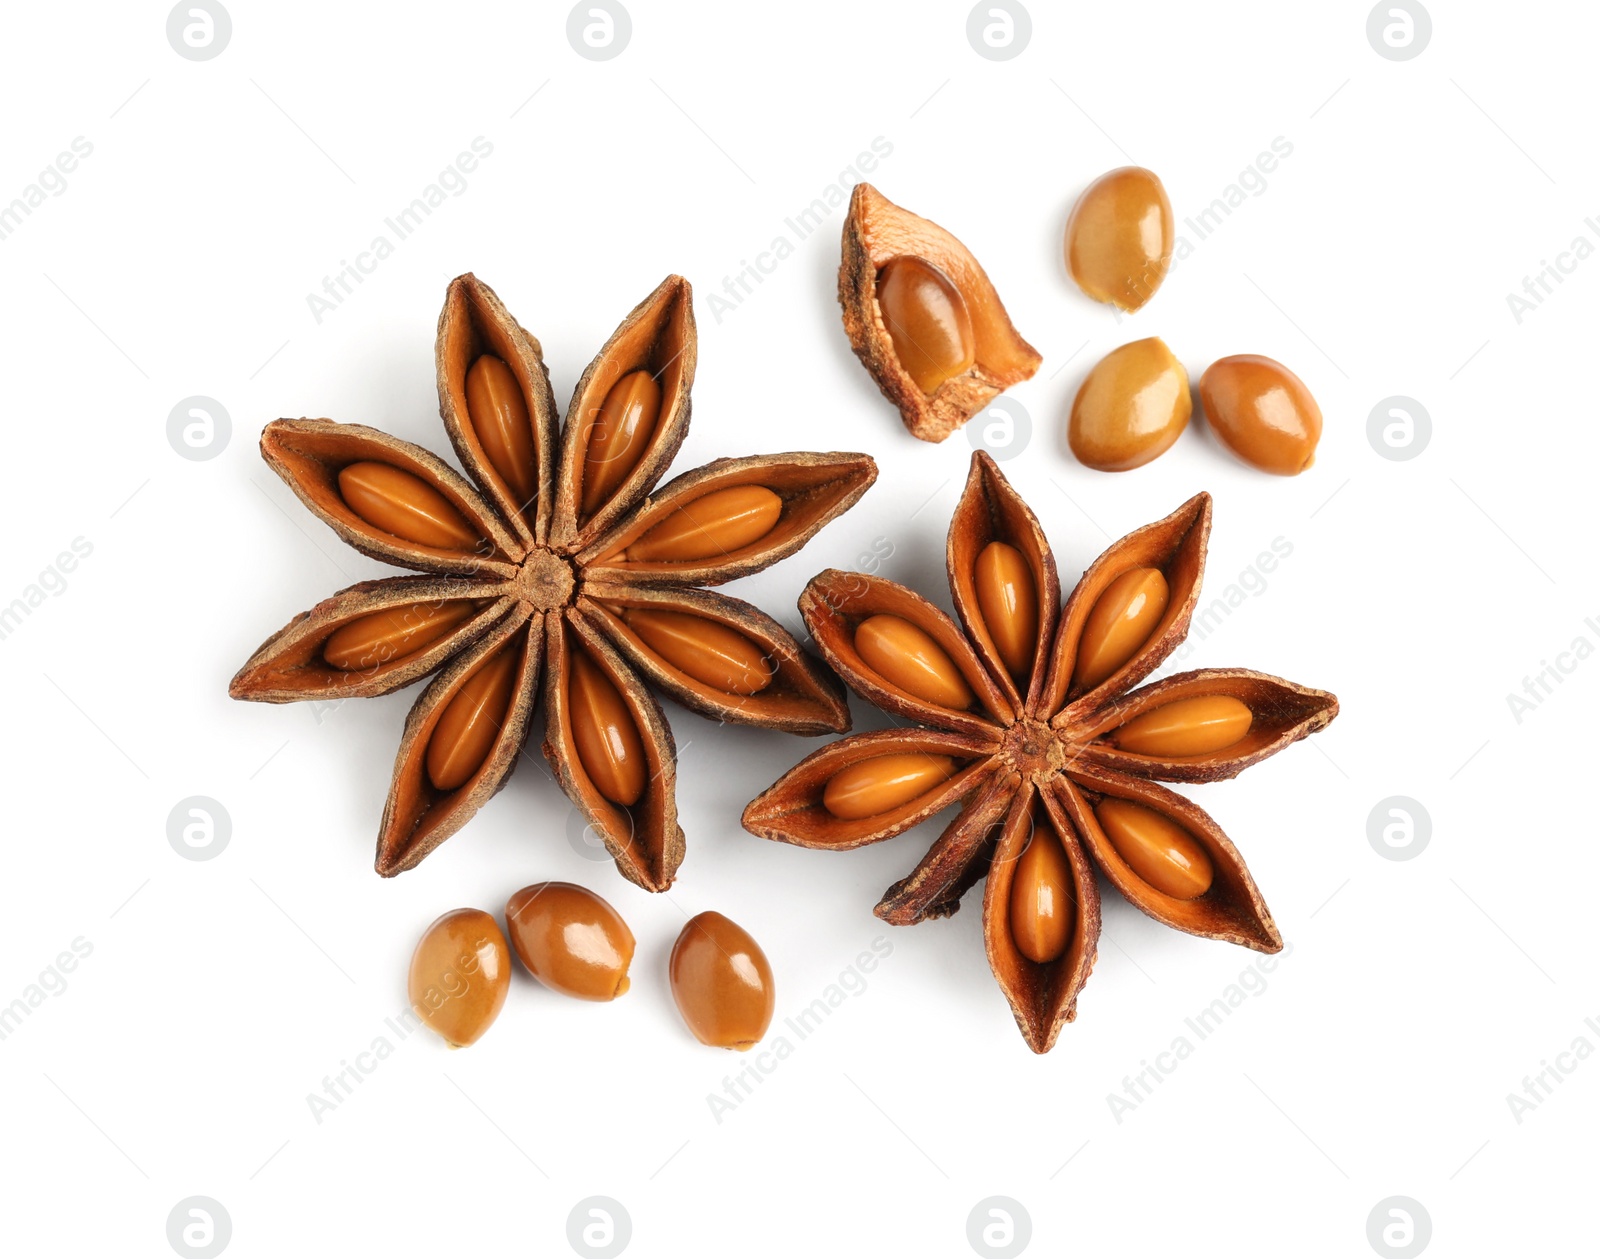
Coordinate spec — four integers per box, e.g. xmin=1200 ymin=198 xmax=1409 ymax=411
xmin=1064 ymin=167 xmax=1175 ymax=312
xmin=230 ymin=272 xmax=878 ymax=889
xmin=840 ymin=183 xmax=1041 ymax=443
xmin=1199 ymin=354 xmax=1322 ymax=475
xmin=744 ymin=451 xmax=1339 ymax=1051
xmin=505 ymin=882 xmax=635 ymax=1001
xmin=669 ymin=911 xmax=776 ymax=1050
xmin=407 ymin=908 xmax=512 ymax=1047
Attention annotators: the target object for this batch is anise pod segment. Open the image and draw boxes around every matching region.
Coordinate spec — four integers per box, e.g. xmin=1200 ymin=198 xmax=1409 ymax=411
xmin=840 ymin=183 xmax=1041 ymax=443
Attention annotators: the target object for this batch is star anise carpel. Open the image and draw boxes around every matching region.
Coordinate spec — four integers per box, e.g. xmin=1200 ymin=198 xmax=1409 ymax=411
xmin=742 ymin=452 xmax=1337 ymax=1051
xmin=231 ymin=273 xmax=876 ymax=889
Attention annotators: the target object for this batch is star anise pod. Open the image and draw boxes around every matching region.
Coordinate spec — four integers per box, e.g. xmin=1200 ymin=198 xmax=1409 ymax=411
xmin=743 ymin=452 xmax=1337 ymax=1051
xmin=232 ymin=273 xmax=876 ymax=889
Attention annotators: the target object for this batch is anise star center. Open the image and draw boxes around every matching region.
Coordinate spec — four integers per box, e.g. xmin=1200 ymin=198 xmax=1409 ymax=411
xmin=997 ymin=717 xmax=1080 ymax=786
xmin=515 ymin=547 xmax=577 ymax=610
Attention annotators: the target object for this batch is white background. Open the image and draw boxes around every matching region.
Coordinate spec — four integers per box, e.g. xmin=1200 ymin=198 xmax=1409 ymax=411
xmin=1 ymin=2 xmax=1593 ymax=1256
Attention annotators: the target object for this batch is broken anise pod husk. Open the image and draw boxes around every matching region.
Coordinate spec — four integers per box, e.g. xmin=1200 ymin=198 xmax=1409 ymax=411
xmin=839 ymin=183 xmax=1041 ymax=444
xmin=743 ymin=452 xmax=1337 ymax=1051
xmin=232 ymin=273 xmax=877 ymax=888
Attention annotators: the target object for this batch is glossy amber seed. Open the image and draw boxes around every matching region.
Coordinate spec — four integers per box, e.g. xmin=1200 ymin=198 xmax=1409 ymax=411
xmin=1068 ymin=337 xmax=1192 ymax=472
xmin=1095 ymin=798 xmax=1214 ymax=900
xmin=1110 ymin=695 xmax=1253 ymax=757
xmin=425 ymin=645 xmax=520 ymax=792
xmin=1064 ymin=167 xmax=1175 ymax=312
xmin=324 ymin=600 xmax=478 ymax=672
xmin=620 ymin=607 xmax=773 ymax=696
xmin=974 ymin=541 xmax=1038 ymax=680
xmin=569 ymin=648 xmax=647 ymax=806
xmin=337 ymin=461 xmax=481 ymax=551
xmin=822 ymin=753 xmax=958 ymax=820
xmin=464 ymin=355 xmax=537 ymax=504
xmin=582 ymin=370 xmax=662 ymax=514
xmin=1199 ymin=355 xmax=1322 ymax=475
xmin=855 ymin=614 xmax=975 ymax=710
xmin=505 ymin=882 xmax=635 ymax=1001
xmin=1009 ymin=817 xmax=1075 ymax=964
xmin=1073 ymin=567 xmax=1169 ymax=691
xmin=876 ymin=255 xmax=977 ymax=394
xmin=669 ymin=911 xmax=775 ymax=1050
xmin=407 ymin=908 xmax=511 ymax=1047
xmin=624 ymin=486 xmax=783 ymax=563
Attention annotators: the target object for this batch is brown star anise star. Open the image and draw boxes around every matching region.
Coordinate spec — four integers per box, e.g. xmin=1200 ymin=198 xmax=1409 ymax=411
xmin=743 ymin=452 xmax=1337 ymax=1051
xmin=232 ymin=273 xmax=876 ymax=888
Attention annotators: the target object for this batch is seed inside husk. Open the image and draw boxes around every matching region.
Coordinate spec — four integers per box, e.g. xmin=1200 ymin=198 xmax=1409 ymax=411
xmin=854 ymin=614 xmax=975 ymax=710
xmin=821 ymin=752 xmax=959 ymax=820
xmin=624 ymin=486 xmax=783 ymax=563
xmin=973 ymin=540 xmax=1038 ymax=680
xmin=876 ymin=255 xmax=977 ymax=394
xmin=1094 ymin=797 xmax=1214 ymax=900
xmin=569 ymin=647 xmax=647 ymax=806
xmin=338 ymin=461 xmax=482 ymax=551
xmin=1009 ymin=814 xmax=1075 ymax=964
xmin=1073 ymin=567 xmax=1169 ymax=691
xmin=620 ymin=607 xmax=774 ymax=696
xmin=1109 ymin=695 xmax=1252 ymax=757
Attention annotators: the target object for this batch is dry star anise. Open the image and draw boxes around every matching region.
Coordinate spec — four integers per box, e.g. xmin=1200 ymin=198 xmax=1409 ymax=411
xmin=743 ymin=452 xmax=1337 ymax=1051
xmin=232 ymin=273 xmax=876 ymax=889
